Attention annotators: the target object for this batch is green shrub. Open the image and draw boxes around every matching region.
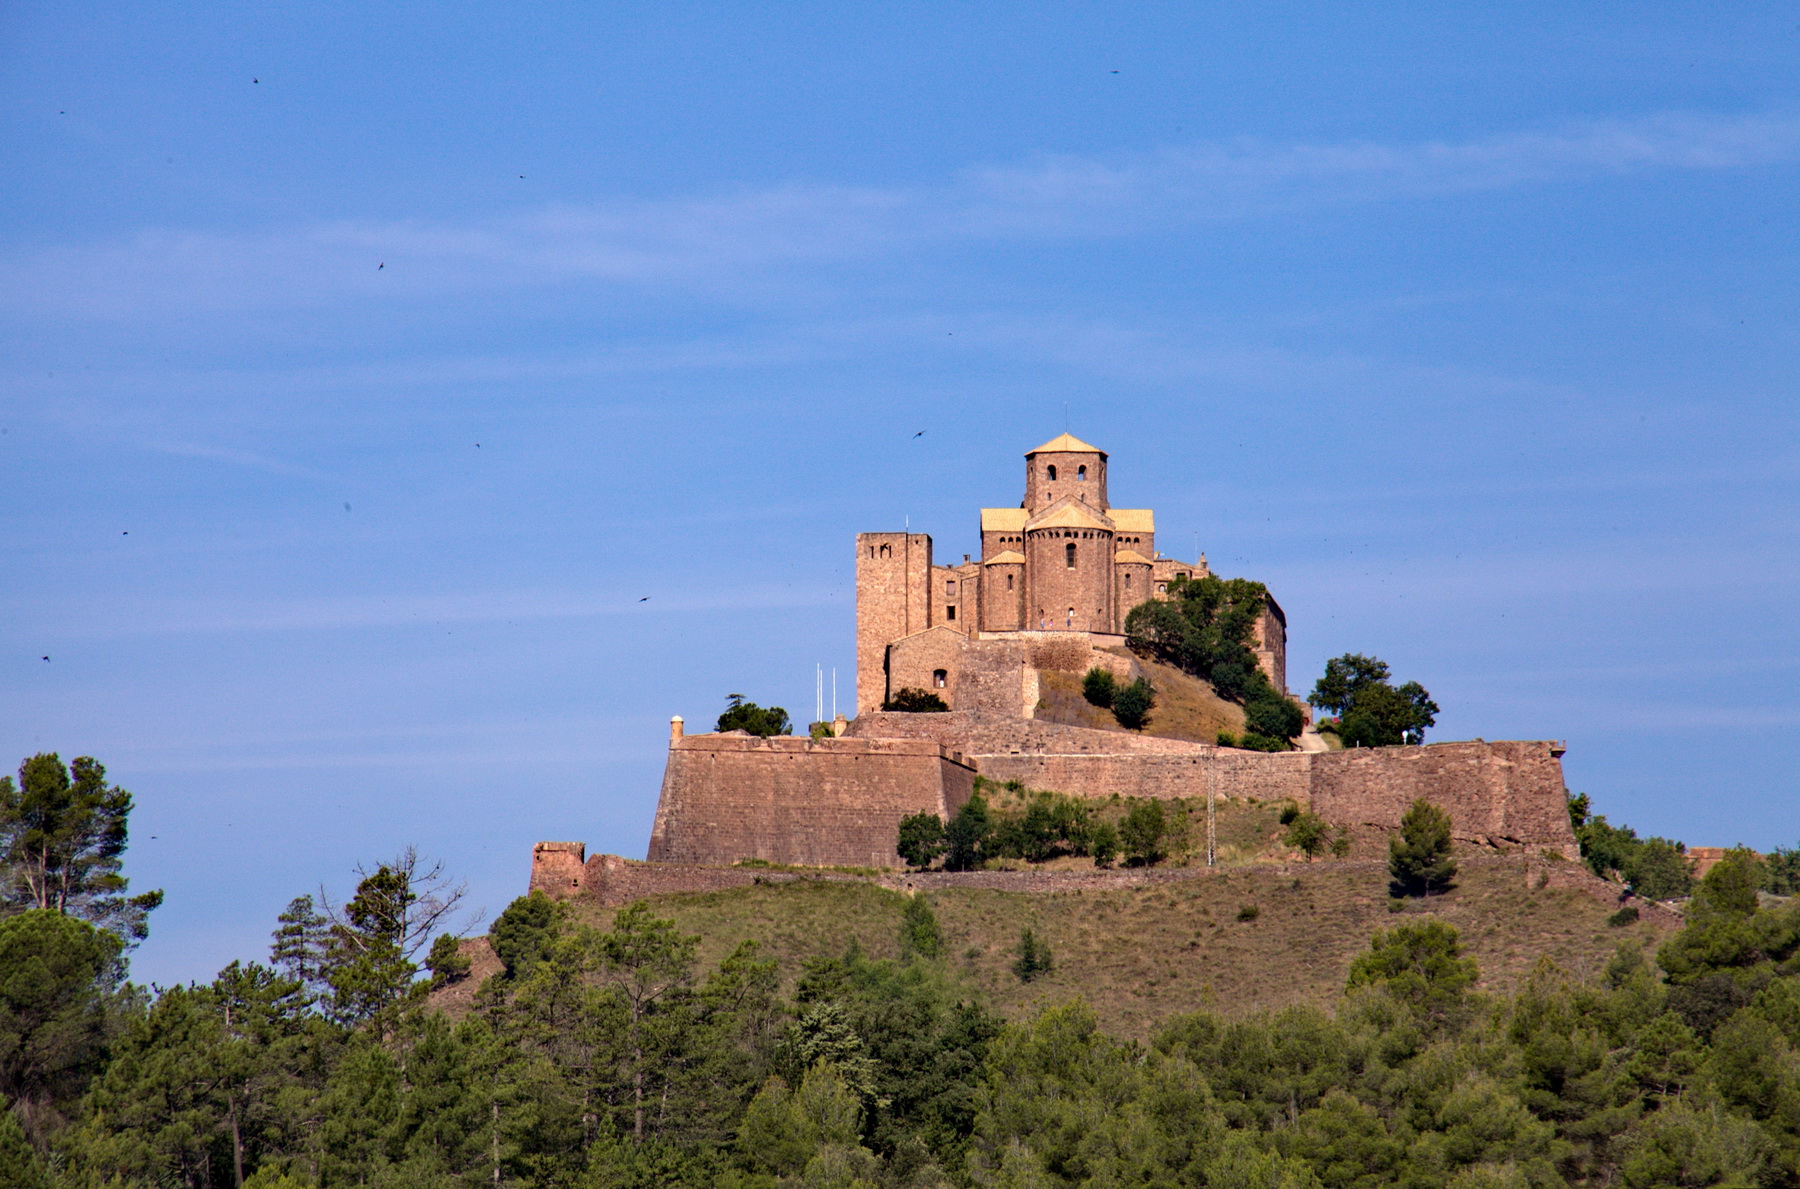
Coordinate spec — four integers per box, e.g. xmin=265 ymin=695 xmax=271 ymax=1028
xmin=1082 ymin=666 xmax=1117 ymax=708
xmin=1215 ymin=730 xmax=1238 ymax=747
xmin=896 ymin=812 xmax=945 ymax=869
xmin=1111 ymin=678 xmax=1156 ymax=730
xmin=1277 ymin=802 xmax=1300 ymax=825
xmin=883 ymin=687 xmax=949 ymax=713
xmin=899 ymin=895 xmax=942 ymax=959
xmin=1283 ymin=811 xmax=1330 ymax=861
xmin=1120 ymin=800 xmax=1167 ymax=867
xmin=1236 ymin=904 xmax=1260 ymax=922
xmin=717 ymin=693 xmax=791 ymax=736
xmin=1608 ymin=906 xmax=1641 ymax=928
xmin=1089 ymin=820 xmax=1119 ymax=868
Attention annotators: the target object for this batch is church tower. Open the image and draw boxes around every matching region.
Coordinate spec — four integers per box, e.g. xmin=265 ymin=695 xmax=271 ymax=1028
xmin=1023 ymin=432 xmax=1109 ymax=513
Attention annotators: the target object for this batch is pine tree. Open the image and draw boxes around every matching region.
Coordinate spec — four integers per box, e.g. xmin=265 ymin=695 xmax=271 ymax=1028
xmin=1388 ymin=799 xmax=1457 ymax=897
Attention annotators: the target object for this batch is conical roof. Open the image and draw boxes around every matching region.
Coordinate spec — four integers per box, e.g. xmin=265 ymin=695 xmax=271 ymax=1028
xmin=1026 ymin=432 xmax=1104 ymax=456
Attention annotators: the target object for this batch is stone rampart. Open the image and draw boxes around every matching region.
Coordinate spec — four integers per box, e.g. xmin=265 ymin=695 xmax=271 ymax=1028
xmin=645 ymin=732 xmax=976 ymax=869
xmin=1310 ymin=741 xmax=1577 ymax=856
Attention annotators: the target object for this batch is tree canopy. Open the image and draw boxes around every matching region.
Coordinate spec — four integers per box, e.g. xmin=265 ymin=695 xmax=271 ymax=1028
xmin=716 ymin=693 xmax=792 ymax=736
xmin=1123 ymin=575 xmax=1302 ymax=747
xmin=0 ymin=754 xmax=162 ymax=941
xmin=1309 ymin=654 xmax=1439 ymax=747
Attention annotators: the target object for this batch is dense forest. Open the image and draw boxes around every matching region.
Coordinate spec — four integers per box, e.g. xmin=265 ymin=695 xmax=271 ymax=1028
xmin=6 ymin=752 xmax=1800 ymax=1188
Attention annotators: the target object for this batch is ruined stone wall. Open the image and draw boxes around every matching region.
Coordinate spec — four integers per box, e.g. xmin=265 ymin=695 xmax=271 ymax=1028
xmin=529 ymin=841 xmax=590 ymax=896
xmin=1310 ymin=741 xmax=1577 ymax=856
xmin=646 ymin=733 xmax=976 ymax=869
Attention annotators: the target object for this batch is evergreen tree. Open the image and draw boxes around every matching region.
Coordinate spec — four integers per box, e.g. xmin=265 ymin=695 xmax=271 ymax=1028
xmin=1389 ymin=799 xmax=1457 ymax=897
xmin=899 ymin=895 xmax=943 ymax=960
xmin=0 ymin=753 xmax=162 ymax=941
xmin=944 ymin=794 xmax=991 ymax=871
xmin=0 ymin=910 xmax=121 ymax=1130
xmin=716 ymin=693 xmax=792 ymax=736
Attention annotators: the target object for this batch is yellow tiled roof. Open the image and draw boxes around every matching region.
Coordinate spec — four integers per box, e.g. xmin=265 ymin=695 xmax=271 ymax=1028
xmin=1110 ymin=508 xmax=1154 ymax=533
xmin=983 ymin=550 xmax=1026 ymax=565
xmin=1027 ymin=432 xmax=1104 ymax=455
xmin=980 ymin=507 xmax=1028 ymax=531
xmin=1113 ymin=549 xmax=1153 ymax=565
xmin=1026 ymin=502 xmax=1114 ymax=532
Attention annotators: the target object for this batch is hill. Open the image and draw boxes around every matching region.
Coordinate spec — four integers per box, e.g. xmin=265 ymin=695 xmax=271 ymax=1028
xmin=449 ymin=854 xmax=1673 ymax=1038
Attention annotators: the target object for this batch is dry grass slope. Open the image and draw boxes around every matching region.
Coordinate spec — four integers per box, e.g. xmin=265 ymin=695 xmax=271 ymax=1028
xmin=1035 ymin=650 xmax=1246 ymax=745
xmin=533 ymin=857 xmax=1673 ymax=1039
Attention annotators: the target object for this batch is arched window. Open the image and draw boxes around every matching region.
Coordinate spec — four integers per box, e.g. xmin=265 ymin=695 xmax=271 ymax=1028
xmin=1046 ymin=465 xmax=1057 ymax=480
xmin=1066 ymin=607 xmax=1075 ymax=628
xmin=1006 ymin=573 xmax=1014 ymax=590
xmin=1065 ymin=542 xmax=1077 ymax=568
xmin=933 ymin=669 xmax=947 ymax=688
xmin=1078 ymin=465 xmax=1087 ymax=480
xmin=1124 ymin=573 xmax=1132 ymax=588
xmin=879 ymin=543 xmax=891 ymax=559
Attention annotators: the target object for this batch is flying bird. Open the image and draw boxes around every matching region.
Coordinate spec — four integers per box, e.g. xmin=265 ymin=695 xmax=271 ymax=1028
xmin=638 ymin=597 xmax=650 ymax=602
xmin=913 ymin=430 xmax=925 ymax=437
xmin=378 ymin=262 xmax=384 ymax=270
xmin=41 ymin=656 xmax=49 ymax=662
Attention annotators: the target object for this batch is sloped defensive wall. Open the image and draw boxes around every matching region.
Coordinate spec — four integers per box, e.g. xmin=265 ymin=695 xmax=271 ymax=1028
xmin=643 ymin=732 xmax=978 ymax=870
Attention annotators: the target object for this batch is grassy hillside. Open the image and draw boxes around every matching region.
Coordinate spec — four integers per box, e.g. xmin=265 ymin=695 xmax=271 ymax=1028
xmin=1035 ymin=649 xmax=1246 ymax=744
xmin=539 ymin=857 xmax=1672 ymax=1039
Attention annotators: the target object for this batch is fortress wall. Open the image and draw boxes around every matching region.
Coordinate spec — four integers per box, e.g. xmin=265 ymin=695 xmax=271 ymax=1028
xmin=972 ymin=753 xmax=1214 ymax=801
xmin=1205 ymin=749 xmax=1314 ymax=804
xmin=646 ymin=734 xmax=975 ymax=869
xmin=529 ymin=841 xmax=589 ymax=896
xmin=960 ymin=749 xmax=1310 ymax=805
xmin=1309 ymin=741 xmax=1577 ymax=854
xmin=581 ymin=853 xmax=764 ymax=904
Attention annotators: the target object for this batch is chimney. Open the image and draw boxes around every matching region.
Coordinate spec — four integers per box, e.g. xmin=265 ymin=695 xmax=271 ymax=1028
xmin=670 ymin=715 xmax=684 ymax=744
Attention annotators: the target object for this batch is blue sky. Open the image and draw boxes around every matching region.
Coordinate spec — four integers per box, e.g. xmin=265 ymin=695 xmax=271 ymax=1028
xmin=3 ymin=3 xmax=1796 ymax=986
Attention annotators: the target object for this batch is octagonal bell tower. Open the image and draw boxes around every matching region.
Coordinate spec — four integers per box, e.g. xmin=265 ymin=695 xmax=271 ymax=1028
xmin=1024 ymin=433 xmax=1108 ymax=513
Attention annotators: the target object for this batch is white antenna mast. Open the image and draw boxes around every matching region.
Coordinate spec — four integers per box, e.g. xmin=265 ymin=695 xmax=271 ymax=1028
xmin=816 ymin=664 xmax=823 ymax=725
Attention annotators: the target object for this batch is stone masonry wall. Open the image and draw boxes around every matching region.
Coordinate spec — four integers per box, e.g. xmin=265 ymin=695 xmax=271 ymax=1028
xmin=646 ymin=733 xmax=976 ymax=869
xmin=1310 ymin=741 xmax=1578 ymax=856
xmin=855 ymin=532 xmax=932 ymax=715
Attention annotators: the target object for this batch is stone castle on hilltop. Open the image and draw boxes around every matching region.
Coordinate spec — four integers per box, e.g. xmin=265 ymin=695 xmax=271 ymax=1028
xmin=530 ymin=435 xmax=1579 ymax=906
xmin=856 ymin=433 xmax=1288 ymax=717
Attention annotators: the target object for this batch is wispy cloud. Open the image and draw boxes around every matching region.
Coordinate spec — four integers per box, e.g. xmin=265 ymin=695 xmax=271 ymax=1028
xmin=7 ymin=109 xmax=1797 ymax=320
xmin=36 ymin=583 xmax=840 ymax=639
